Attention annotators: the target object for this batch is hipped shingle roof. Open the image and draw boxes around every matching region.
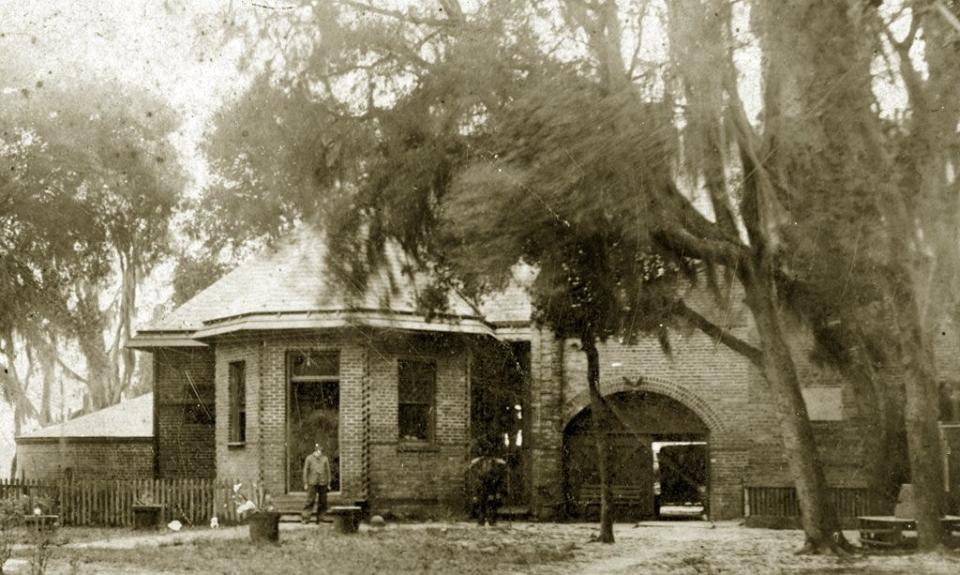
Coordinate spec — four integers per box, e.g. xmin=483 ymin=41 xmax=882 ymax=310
xmin=132 ymin=227 xmax=514 ymax=345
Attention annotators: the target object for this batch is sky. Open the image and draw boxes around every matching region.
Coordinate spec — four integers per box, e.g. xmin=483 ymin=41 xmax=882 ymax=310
xmin=0 ymin=0 xmax=255 ymax=194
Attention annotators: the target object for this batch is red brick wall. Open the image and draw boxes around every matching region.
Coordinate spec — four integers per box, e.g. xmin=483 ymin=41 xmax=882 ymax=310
xmin=523 ymin=283 xmax=880 ymax=520
xmin=541 ymin=328 xmax=755 ymax=520
xmin=209 ymin=331 xmax=470 ymax=514
xmin=153 ymin=292 xmax=927 ymax=520
xmin=527 ymin=328 xmax=565 ymax=519
xmin=154 ymin=347 xmax=216 ymax=479
xmin=212 ymin=332 xmax=366 ymax=498
xmin=17 ymin=440 xmax=153 ymax=481
xmin=366 ymin=333 xmax=470 ymax=512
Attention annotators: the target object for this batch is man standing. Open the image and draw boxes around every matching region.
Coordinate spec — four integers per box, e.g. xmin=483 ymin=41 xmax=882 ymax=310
xmin=471 ymin=454 xmax=506 ymax=526
xmin=302 ymin=443 xmax=332 ymax=524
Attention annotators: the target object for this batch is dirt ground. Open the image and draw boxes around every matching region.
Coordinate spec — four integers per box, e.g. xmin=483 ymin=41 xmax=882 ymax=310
xmin=4 ymin=520 xmax=960 ymax=574
xmin=521 ymin=521 xmax=960 ymax=574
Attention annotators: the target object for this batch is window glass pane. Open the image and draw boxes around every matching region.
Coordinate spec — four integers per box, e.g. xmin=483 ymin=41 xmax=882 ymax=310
xmin=291 ymin=351 xmax=340 ymax=378
xmin=399 ymin=360 xmax=434 ymax=403
xmin=398 ymin=360 xmax=434 ymax=440
xmin=229 ymin=361 xmax=245 ymax=442
xmin=399 ymin=404 xmax=431 ymax=440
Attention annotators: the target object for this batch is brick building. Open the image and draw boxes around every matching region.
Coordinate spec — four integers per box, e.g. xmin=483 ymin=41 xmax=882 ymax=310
xmin=130 ymin=226 xmax=884 ymax=520
xmin=15 ymin=393 xmax=154 ymax=481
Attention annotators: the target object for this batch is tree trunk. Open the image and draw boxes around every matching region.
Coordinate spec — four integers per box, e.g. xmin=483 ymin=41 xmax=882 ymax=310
xmin=581 ymin=333 xmax=614 ymax=543
xmin=742 ymin=275 xmax=842 ymax=552
xmin=35 ymin=333 xmax=57 ymax=426
xmin=1 ymin=331 xmax=36 ymax=436
xmin=117 ymin=249 xmax=138 ymax=398
xmin=833 ymin=343 xmax=905 ymax=512
xmin=72 ymin=285 xmax=120 ymax=410
xmin=891 ymin=276 xmax=945 ymax=549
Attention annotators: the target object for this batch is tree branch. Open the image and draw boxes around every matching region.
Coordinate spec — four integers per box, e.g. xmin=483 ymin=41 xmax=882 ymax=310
xmin=934 ymin=1 xmax=960 ymax=36
xmin=337 ymin=0 xmax=462 ymax=28
xmin=56 ymin=357 xmax=88 ymax=384
xmin=654 ymin=225 xmax=745 ymax=269
xmin=625 ymin=3 xmax=649 ymax=79
xmin=675 ymin=299 xmax=762 ymax=367
xmin=883 ymin=18 xmax=926 ymax=110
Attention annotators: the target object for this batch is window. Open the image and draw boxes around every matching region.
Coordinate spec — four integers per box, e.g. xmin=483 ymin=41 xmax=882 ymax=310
xmin=290 ymin=351 xmax=339 ymax=380
xmin=229 ymin=361 xmax=246 ymax=443
xmin=398 ymin=359 xmax=436 ymax=441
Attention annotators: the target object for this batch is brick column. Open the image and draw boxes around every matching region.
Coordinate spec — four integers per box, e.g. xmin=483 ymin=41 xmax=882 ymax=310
xmin=528 ymin=328 xmax=565 ymax=519
xmin=708 ymin=437 xmax=747 ymax=520
xmin=360 ymin=344 xmax=371 ymax=501
xmin=261 ymin=340 xmax=285 ymax=494
xmin=338 ymin=343 xmax=365 ymax=499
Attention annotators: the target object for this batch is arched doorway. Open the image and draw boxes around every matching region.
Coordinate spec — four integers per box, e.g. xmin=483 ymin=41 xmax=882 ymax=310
xmin=563 ymin=391 xmax=709 ymax=521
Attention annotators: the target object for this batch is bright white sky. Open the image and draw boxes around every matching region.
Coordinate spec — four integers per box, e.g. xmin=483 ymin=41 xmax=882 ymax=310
xmin=0 ymin=0 xmax=255 ymax=194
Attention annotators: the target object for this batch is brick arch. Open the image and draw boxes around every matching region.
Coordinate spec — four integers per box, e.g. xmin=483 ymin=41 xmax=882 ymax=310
xmin=562 ymin=376 xmax=726 ymax=434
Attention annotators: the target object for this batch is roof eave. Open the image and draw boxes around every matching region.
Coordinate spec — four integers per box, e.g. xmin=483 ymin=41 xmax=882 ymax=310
xmin=192 ymin=311 xmax=496 ymax=339
xmin=126 ymin=332 xmax=209 ymax=350
xmin=16 ymin=435 xmax=153 ymax=444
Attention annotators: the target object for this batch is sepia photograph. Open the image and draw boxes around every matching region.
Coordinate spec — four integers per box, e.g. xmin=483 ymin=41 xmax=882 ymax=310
xmin=1 ymin=0 xmax=960 ymax=573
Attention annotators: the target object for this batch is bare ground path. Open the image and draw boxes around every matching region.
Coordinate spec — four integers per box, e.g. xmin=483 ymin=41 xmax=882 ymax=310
xmin=517 ymin=521 xmax=960 ymax=575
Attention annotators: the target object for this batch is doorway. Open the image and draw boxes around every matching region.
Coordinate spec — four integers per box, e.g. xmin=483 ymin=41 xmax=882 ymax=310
xmin=562 ymin=391 xmax=709 ymax=521
xmin=470 ymin=341 xmax=530 ymax=507
xmin=287 ymin=351 xmax=340 ymax=493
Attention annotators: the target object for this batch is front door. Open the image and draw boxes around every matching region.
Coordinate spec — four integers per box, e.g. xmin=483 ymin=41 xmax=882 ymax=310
xmin=287 ymin=351 xmax=340 ymax=492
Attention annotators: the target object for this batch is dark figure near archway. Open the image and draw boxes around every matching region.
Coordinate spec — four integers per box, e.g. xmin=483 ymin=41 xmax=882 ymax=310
xmin=469 ymin=455 xmax=506 ymax=526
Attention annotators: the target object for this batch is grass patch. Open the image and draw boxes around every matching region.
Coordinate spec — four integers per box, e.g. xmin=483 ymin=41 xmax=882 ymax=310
xmin=5 ymin=526 xmax=135 ymax=546
xmin=46 ymin=527 xmax=576 ymax=574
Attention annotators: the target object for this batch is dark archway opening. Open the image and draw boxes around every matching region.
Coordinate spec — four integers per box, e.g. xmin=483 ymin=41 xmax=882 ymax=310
xmin=562 ymin=391 xmax=709 ymax=521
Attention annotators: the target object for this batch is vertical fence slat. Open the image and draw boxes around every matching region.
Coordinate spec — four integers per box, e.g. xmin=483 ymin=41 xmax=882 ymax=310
xmin=0 ymin=477 xmax=226 ymax=528
xmin=746 ymin=486 xmax=878 ymax=519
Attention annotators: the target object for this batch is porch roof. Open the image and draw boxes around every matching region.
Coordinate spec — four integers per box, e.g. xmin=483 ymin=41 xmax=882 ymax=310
xmin=131 ymin=227 xmax=504 ymax=347
xmin=16 ymin=392 xmax=153 ymax=441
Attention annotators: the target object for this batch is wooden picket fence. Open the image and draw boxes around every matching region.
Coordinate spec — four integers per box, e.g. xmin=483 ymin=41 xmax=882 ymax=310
xmin=0 ymin=478 xmax=243 ymax=527
xmin=744 ymin=485 xmax=886 ymax=519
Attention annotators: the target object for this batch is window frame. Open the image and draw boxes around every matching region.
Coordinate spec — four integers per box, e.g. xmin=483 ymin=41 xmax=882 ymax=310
xmin=397 ymin=358 xmax=437 ymax=443
xmin=289 ymin=350 xmax=340 ymax=383
xmin=228 ymin=360 xmax=246 ymax=445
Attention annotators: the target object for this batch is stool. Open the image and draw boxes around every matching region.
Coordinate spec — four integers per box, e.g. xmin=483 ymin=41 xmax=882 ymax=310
xmin=132 ymin=504 xmax=164 ymax=530
xmin=327 ymin=505 xmax=362 ymax=534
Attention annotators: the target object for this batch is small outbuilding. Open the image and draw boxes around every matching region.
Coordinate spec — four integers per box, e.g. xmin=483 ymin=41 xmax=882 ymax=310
xmin=15 ymin=393 xmax=154 ymax=481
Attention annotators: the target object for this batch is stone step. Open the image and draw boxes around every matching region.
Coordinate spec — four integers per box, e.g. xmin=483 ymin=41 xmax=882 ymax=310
xmin=497 ymin=505 xmax=530 ymax=519
xmin=272 ymin=492 xmax=358 ymax=514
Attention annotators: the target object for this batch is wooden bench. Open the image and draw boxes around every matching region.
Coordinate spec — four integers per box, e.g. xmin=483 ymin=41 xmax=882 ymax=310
xmin=327 ymin=505 xmax=362 ymax=534
xmin=576 ymin=485 xmax=655 ymax=517
xmin=858 ymin=516 xmax=960 ymax=548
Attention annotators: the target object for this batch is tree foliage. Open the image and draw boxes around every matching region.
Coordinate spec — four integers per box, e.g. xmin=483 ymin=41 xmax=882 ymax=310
xmin=0 ymin=70 xmax=185 ymax=417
